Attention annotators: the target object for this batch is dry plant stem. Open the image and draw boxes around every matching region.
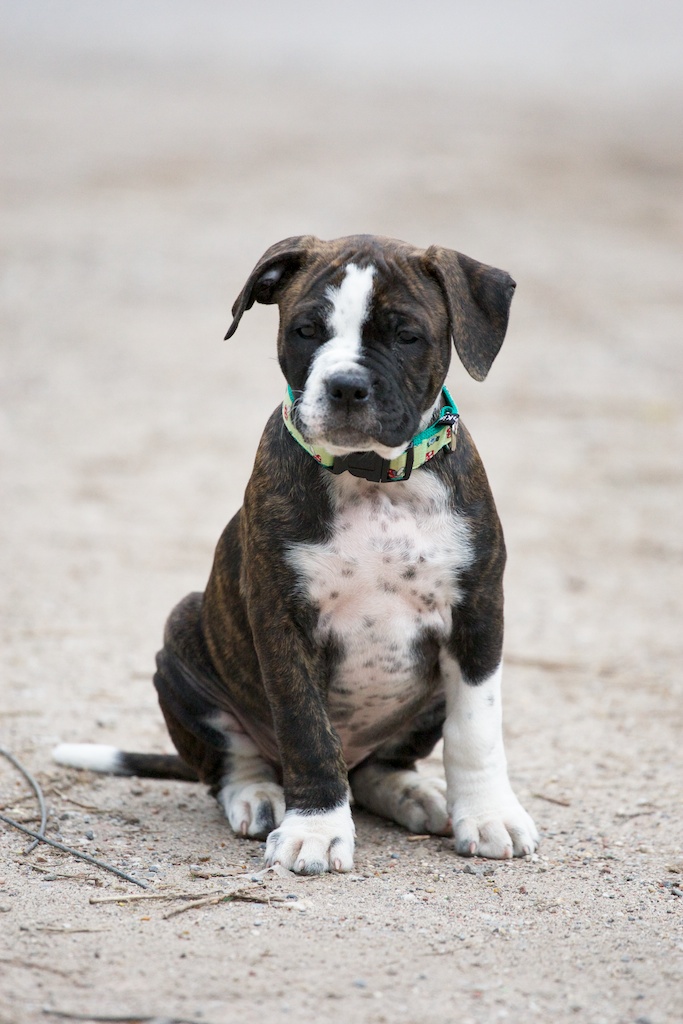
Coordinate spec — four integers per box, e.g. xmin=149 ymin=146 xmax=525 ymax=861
xmin=0 ymin=745 xmax=47 ymax=853
xmin=18 ymin=860 xmax=97 ymax=880
xmin=89 ymin=891 xmax=222 ymax=905
xmin=42 ymin=1012 xmax=212 ymax=1023
xmin=532 ymin=792 xmax=572 ymax=807
xmin=162 ymin=888 xmax=292 ymax=919
xmin=162 ymin=895 xmax=228 ymax=918
xmin=0 ymin=957 xmax=87 ymax=986
xmin=0 ymin=812 xmax=149 ymax=889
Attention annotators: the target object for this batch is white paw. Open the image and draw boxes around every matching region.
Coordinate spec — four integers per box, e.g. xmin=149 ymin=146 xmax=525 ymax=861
xmin=353 ymin=767 xmax=449 ymax=834
xmin=451 ymin=787 xmax=539 ymax=859
xmin=393 ymin=774 xmax=450 ymax=834
xmin=218 ymin=780 xmax=286 ymax=840
xmin=264 ymin=802 xmax=355 ymax=875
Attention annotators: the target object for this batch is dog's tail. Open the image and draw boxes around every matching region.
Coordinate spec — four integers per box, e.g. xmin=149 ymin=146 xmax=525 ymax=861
xmin=52 ymin=743 xmax=199 ymax=782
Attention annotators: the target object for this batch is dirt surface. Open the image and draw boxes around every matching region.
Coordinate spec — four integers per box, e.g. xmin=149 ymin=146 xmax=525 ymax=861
xmin=1 ymin=7 xmax=682 ymax=1024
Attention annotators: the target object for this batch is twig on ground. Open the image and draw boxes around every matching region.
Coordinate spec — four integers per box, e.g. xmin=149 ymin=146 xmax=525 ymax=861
xmin=532 ymin=792 xmax=572 ymax=807
xmin=52 ymin=789 xmax=142 ymax=824
xmin=615 ymin=809 xmax=657 ymax=821
xmin=89 ymin=891 xmax=222 ymax=905
xmin=0 ymin=957 xmax=87 ymax=986
xmin=0 ymin=791 xmax=42 ymax=809
xmin=51 ymin=789 xmax=103 ymax=812
xmin=16 ymin=860 xmax=99 ymax=884
xmin=0 ymin=812 xmax=148 ymax=889
xmin=0 ymin=745 xmax=48 ymax=853
xmin=189 ymin=868 xmax=245 ymax=879
xmin=162 ymin=887 xmax=298 ymax=919
xmin=406 ymin=834 xmax=432 ymax=841
xmin=162 ymin=894 xmax=230 ymax=918
xmin=43 ymin=1012 xmax=212 ymax=1023
xmin=16 ymin=860 xmax=99 ymax=882
xmin=505 ymin=654 xmax=586 ymax=673
xmin=245 ymin=863 xmax=311 ymax=881
xmin=35 ymin=926 xmax=104 ymax=934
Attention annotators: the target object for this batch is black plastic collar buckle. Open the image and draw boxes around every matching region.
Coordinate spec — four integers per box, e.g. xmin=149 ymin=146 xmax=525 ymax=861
xmin=330 ymin=446 xmax=414 ymax=483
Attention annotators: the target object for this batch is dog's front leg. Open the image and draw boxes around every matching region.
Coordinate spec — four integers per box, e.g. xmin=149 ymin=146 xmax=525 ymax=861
xmin=442 ymin=655 xmax=539 ymax=859
xmin=250 ymin=620 xmax=355 ymax=875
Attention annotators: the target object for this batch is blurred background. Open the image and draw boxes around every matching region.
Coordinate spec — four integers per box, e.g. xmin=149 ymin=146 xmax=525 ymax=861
xmin=1 ymin=3 xmax=682 ymax=1020
xmin=2 ymin=0 xmax=682 ymax=729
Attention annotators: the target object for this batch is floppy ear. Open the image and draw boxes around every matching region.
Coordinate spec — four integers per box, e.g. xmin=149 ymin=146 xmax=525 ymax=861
xmin=423 ymin=246 xmax=516 ymax=381
xmin=224 ymin=235 xmax=319 ymax=339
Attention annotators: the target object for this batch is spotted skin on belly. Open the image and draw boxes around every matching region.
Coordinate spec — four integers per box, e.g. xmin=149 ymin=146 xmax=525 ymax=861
xmin=288 ymin=471 xmax=473 ymax=766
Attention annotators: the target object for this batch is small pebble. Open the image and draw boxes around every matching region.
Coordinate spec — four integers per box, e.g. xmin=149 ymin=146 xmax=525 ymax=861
xmin=85 ymin=830 xmax=94 ymax=841
xmin=390 ymin=853 xmax=400 ymax=859
xmin=353 ymin=979 xmax=367 ymax=989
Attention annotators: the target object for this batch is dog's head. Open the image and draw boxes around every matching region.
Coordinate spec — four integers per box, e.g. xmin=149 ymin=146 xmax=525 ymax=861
xmin=226 ymin=235 xmax=515 ymax=458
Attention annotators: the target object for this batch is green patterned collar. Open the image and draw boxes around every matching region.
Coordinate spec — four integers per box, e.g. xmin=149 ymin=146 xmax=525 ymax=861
xmin=282 ymin=386 xmax=459 ymax=483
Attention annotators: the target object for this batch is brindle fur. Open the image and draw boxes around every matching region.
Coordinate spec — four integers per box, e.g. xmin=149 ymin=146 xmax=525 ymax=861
xmin=141 ymin=235 xmax=513 ymax=832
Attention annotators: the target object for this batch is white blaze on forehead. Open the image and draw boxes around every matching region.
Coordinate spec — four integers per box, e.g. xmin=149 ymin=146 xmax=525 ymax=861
xmin=326 ymin=262 xmax=375 ymax=348
xmin=296 ymin=262 xmax=376 ymax=445
xmin=307 ymin=264 xmax=375 ymax=384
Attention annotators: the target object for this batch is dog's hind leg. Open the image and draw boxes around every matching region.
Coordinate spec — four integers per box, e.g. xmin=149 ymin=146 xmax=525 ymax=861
xmin=349 ymin=696 xmax=450 ymax=835
xmin=157 ymin=593 xmax=285 ymax=840
xmin=156 ymin=664 xmax=285 ymax=840
xmin=212 ymin=732 xmax=285 ymax=840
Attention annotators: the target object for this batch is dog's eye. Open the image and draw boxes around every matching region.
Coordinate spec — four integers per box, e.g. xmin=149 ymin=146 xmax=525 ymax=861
xmin=397 ymin=329 xmax=420 ymax=345
xmin=295 ymin=323 xmax=318 ymax=339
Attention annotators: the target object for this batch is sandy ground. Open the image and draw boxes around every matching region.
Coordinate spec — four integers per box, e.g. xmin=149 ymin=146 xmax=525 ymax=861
xmin=1 ymin=6 xmax=683 ymax=1023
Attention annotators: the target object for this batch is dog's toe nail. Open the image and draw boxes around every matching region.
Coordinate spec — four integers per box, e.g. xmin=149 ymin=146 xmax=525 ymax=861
xmin=468 ymin=841 xmax=477 ymax=855
xmin=240 ymin=821 xmax=248 ymax=837
xmin=333 ymin=858 xmax=342 ymax=871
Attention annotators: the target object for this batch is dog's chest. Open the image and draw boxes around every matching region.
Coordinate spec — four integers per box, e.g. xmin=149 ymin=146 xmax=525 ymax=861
xmin=288 ymin=473 xmax=473 ymax=765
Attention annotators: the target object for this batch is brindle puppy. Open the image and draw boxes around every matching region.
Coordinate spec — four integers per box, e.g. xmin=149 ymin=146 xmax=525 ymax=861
xmin=54 ymin=235 xmax=539 ymax=874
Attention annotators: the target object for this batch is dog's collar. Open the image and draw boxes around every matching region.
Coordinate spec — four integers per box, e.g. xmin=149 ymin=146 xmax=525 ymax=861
xmin=281 ymin=387 xmax=459 ymax=483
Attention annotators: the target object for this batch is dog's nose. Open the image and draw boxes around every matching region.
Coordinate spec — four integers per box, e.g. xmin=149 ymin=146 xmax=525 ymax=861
xmin=326 ymin=372 xmax=370 ymax=407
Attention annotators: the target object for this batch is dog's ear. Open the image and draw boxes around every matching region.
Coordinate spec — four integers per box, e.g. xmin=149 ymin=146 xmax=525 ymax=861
xmin=224 ymin=235 xmax=319 ymax=339
xmin=423 ymin=246 xmax=516 ymax=381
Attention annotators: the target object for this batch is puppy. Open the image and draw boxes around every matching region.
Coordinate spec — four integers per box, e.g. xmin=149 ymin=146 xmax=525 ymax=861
xmin=54 ymin=234 xmax=539 ymax=874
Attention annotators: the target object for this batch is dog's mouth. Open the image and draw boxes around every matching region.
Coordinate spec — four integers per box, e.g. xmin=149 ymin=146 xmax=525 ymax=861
xmin=294 ymin=402 xmax=416 ymax=459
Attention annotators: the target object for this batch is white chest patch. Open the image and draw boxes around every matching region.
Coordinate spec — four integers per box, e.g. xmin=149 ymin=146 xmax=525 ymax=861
xmin=288 ymin=471 xmax=473 ymax=767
